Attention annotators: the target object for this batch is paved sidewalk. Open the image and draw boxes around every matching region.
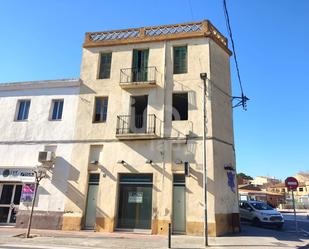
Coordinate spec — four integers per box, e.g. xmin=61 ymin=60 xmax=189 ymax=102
xmin=0 ymin=225 xmax=308 ymax=249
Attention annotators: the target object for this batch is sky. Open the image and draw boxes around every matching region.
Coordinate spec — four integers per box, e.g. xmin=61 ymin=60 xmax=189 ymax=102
xmin=0 ymin=0 xmax=308 ymax=180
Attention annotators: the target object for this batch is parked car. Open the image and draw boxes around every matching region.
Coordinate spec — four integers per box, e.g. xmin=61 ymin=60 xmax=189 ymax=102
xmin=239 ymin=200 xmax=284 ymax=229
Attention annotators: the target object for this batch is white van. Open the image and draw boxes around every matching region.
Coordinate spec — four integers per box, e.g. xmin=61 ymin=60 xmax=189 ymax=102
xmin=239 ymin=201 xmax=284 ymax=229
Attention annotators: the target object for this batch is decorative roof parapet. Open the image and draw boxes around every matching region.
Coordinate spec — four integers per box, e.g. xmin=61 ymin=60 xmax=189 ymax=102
xmin=83 ymin=20 xmax=231 ymax=55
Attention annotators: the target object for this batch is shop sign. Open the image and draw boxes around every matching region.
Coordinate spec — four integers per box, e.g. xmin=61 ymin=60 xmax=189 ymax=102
xmin=21 ymin=183 xmax=36 ymax=202
xmin=128 ymin=191 xmax=143 ymax=203
xmin=0 ymin=168 xmax=35 ymax=182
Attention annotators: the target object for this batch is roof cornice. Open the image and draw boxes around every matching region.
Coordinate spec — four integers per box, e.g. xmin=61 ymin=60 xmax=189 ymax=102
xmin=0 ymin=78 xmax=81 ymax=91
xmin=83 ymin=20 xmax=232 ymax=55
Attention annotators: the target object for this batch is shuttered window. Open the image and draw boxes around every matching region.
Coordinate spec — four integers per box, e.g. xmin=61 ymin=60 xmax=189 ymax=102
xmin=173 ymin=46 xmax=187 ymax=74
xmin=98 ymin=53 xmax=112 ymax=79
xmin=94 ymin=97 xmax=108 ymax=122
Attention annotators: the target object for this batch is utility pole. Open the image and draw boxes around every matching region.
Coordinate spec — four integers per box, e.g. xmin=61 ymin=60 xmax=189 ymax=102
xmin=200 ymin=72 xmax=208 ymax=247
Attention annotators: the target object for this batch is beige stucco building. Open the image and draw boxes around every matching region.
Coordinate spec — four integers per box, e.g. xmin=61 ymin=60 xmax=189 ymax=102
xmin=0 ymin=20 xmax=239 ymax=236
xmin=62 ymin=20 xmax=239 ymax=236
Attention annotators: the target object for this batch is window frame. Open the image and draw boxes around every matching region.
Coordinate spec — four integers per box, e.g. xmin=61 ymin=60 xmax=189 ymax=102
xmin=93 ymin=96 xmax=109 ymax=123
xmin=15 ymin=99 xmax=31 ymax=121
xmin=172 ymin=92 xmax=188 ymax=121
xmin=173 ymin=45 xmax=188 ymax=74
xmin=97 ymin=52 xmax=112 ymax=79
xmin=50 ymin=99 xmax=64 ymax=121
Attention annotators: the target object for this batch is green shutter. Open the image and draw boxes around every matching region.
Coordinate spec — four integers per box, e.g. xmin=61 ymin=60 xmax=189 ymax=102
xmin=173 ymin=46 xmax=187 ymax=74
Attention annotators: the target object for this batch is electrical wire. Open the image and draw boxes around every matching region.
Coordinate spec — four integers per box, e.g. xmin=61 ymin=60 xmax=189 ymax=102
xmin=223 ymin=0 xmax=247 ymax=105
xmin=188 ymin=0 xmax=195 ymax=21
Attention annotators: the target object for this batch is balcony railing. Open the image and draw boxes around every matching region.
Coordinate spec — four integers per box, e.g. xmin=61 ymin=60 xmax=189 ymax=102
xmin=120 ymin=67 xmax=157 ymax=87
xmin=116 ymin=114 xmax=159 ymax=139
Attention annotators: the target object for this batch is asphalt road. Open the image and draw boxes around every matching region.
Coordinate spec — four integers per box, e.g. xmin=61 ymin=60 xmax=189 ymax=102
xmin=283 ymin=214 xmax=309 ymax=235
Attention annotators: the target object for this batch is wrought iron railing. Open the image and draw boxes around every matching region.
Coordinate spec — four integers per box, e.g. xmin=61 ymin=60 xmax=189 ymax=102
xmin=116 ymin=114 xmax=158 ymax=136
xmin=120 ymin=67 xmax=156 ymax=84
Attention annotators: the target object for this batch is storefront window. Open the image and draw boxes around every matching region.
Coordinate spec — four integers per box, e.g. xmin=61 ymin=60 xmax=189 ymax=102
xmin=117 ymin=174 xmax=153 ymax=229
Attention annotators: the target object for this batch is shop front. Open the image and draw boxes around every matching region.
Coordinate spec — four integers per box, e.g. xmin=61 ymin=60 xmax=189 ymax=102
xmin=117 ymin=174 xmax=153 ymax=230
xmin=0 ymin=168 xmax=35 ymax=226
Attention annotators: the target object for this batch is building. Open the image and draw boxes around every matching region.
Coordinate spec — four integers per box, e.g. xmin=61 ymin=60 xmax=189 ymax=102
xmin=0 ymin=79 xmax=80 ymax=227
xmin=251 ymin=176 xmax=280 ymax=187
xmin=0 ymin=20 xmax=239 ymax=236
xmin=238 ymin=184 xmax=284 ymax=208
xmin=267 ymin=181 xmax=309 ymax=207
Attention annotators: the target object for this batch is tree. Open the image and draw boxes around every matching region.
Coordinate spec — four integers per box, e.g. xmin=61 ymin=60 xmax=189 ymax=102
xmin=237 ymin=172 xmax=253 ymax=180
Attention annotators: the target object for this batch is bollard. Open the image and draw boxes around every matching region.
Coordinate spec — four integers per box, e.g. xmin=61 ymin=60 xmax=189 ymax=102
xmin=168 ymin=223 xmax=171 ymax=248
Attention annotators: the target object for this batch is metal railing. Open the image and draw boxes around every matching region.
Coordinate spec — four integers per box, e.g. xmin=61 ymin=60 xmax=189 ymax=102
xmin=120 ymin=67 xmax=157 ymax=84
xmin=116 ymin=114 xmax=158 ymax=135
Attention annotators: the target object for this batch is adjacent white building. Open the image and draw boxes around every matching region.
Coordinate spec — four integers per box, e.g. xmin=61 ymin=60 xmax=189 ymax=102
xmin=0 ymin=79 xmax=80 ymax=228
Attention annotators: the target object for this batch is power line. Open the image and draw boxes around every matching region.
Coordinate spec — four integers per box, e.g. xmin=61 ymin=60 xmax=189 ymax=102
xmin=223 ymin=0 xmax=249 ymax=110
xmin=188 ymin=0 xmax=195 ymax=21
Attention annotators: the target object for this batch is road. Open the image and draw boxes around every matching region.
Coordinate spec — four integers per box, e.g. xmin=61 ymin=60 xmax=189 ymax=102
xmin=283 ymin=213 xmax=309 ymax=235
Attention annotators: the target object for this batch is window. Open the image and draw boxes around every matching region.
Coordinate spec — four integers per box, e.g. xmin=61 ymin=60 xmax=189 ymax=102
xmin=299 ymin=187 xmax=303 ymax=192
xmin=94 ymin=97 xmax=108 ymax=122
xmin=16 ymin=100 xmax=30 ymax=121
xmin=98 ymin=53 xmax=112 ymax=79
xmin=173 ymin=46 xmax=187 ymax=74
xmin=51 ymin=99 xmax=64 ymax=120
xmin=172 ymin=93 xmax=188 ymax=120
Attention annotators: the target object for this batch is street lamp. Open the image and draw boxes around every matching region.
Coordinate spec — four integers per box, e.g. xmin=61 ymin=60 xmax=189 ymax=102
xmin=200 ymin=72 xmax=208 ymax=247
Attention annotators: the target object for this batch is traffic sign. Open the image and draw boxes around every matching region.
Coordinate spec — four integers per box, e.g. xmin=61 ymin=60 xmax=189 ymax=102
xmin=285 ymin=177 xmax=299 ymax=191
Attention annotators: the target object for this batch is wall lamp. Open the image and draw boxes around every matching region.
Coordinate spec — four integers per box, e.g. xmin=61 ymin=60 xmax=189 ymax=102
xmin=90 ymin=160 xmax=98 ymax=165
xmin=146 ymin=159 xmax=153 ymax=164
xmin=117 ymin=160 xmax=127 ymax=165
xmin=175 ymin=159 xmax=183 ymax=165
xmin=224 ymin=164 xmax=235 ymax=171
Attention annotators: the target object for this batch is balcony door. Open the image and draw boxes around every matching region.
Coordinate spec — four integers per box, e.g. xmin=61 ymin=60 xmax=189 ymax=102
xmin=132 ymin=49 xmax=149 ymax=82
xmin=130 ymin=95 xmax=148 ymax=134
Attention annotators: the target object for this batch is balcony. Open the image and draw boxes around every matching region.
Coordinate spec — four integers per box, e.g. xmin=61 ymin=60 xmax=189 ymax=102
xmin=119 ymin=67 xmax=157 ymax=89
xmin=116 ymin=114 xmax=160 ymax=139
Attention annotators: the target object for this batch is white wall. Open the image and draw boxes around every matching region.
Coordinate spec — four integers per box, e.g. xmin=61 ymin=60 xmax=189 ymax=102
xmin=0 ymin=81 xmax=80 ymax=212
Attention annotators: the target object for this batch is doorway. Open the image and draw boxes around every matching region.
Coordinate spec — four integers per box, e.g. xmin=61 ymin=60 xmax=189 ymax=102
xmin=0 ymin=183 xmax=22 ymax=225
xmin=132 ymin=49 xmax=149 ymax=82
xmin=84 ymin=173 xmax=100 ymax=229
xmin=130 ymin=95 xmax=148 ymax=133
xmin=172 ymin=174 xmax=186 ymax=233
xmin=117 ymin=174 xmax=153 ymax=230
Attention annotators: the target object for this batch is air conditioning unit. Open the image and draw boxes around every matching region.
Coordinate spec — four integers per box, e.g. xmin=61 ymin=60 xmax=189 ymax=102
xmin=38 ymin=151 xmax=55 ymax=163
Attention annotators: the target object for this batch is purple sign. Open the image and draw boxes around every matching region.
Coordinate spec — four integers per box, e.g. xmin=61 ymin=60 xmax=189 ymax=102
xmin=21 ymin=183 xmax=36 ymax=202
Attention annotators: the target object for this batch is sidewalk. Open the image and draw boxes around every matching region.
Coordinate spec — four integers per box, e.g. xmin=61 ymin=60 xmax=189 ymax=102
xmin=0 ymin=225 xmax=308 ymax=249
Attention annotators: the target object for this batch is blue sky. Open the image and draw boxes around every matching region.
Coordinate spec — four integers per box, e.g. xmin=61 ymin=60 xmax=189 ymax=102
xmin=0 ymin=1 xmax=308 ymax=179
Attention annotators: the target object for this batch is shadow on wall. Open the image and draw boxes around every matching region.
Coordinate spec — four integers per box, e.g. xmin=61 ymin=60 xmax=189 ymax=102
xmin=50 ymin=157 xmax=85 ymax=211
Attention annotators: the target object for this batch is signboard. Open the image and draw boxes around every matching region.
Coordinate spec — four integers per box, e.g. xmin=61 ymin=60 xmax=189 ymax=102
xmin=21 ymin=184 xmax=36 ymax=202
xmin=285 ymin=177 xmax=299 ymax=191
xmin=128 ymin=192 xmax=143 ymax=203
xmin=0 ymin=168 xmax=35 ymax=182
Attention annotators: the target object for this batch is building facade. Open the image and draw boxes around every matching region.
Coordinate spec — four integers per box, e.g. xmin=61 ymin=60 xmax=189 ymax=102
xmin=0 ymin=79 xmax=80 ymax=228
xmin=0 ymin=20 xmax=239 ymax=236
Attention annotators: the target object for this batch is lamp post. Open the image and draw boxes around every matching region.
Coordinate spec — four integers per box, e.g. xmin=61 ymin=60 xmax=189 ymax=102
xmin=200 ymin=72 xmax=208 ymax=247
xmin=26 ymin=166 xmax=47 ymax=238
